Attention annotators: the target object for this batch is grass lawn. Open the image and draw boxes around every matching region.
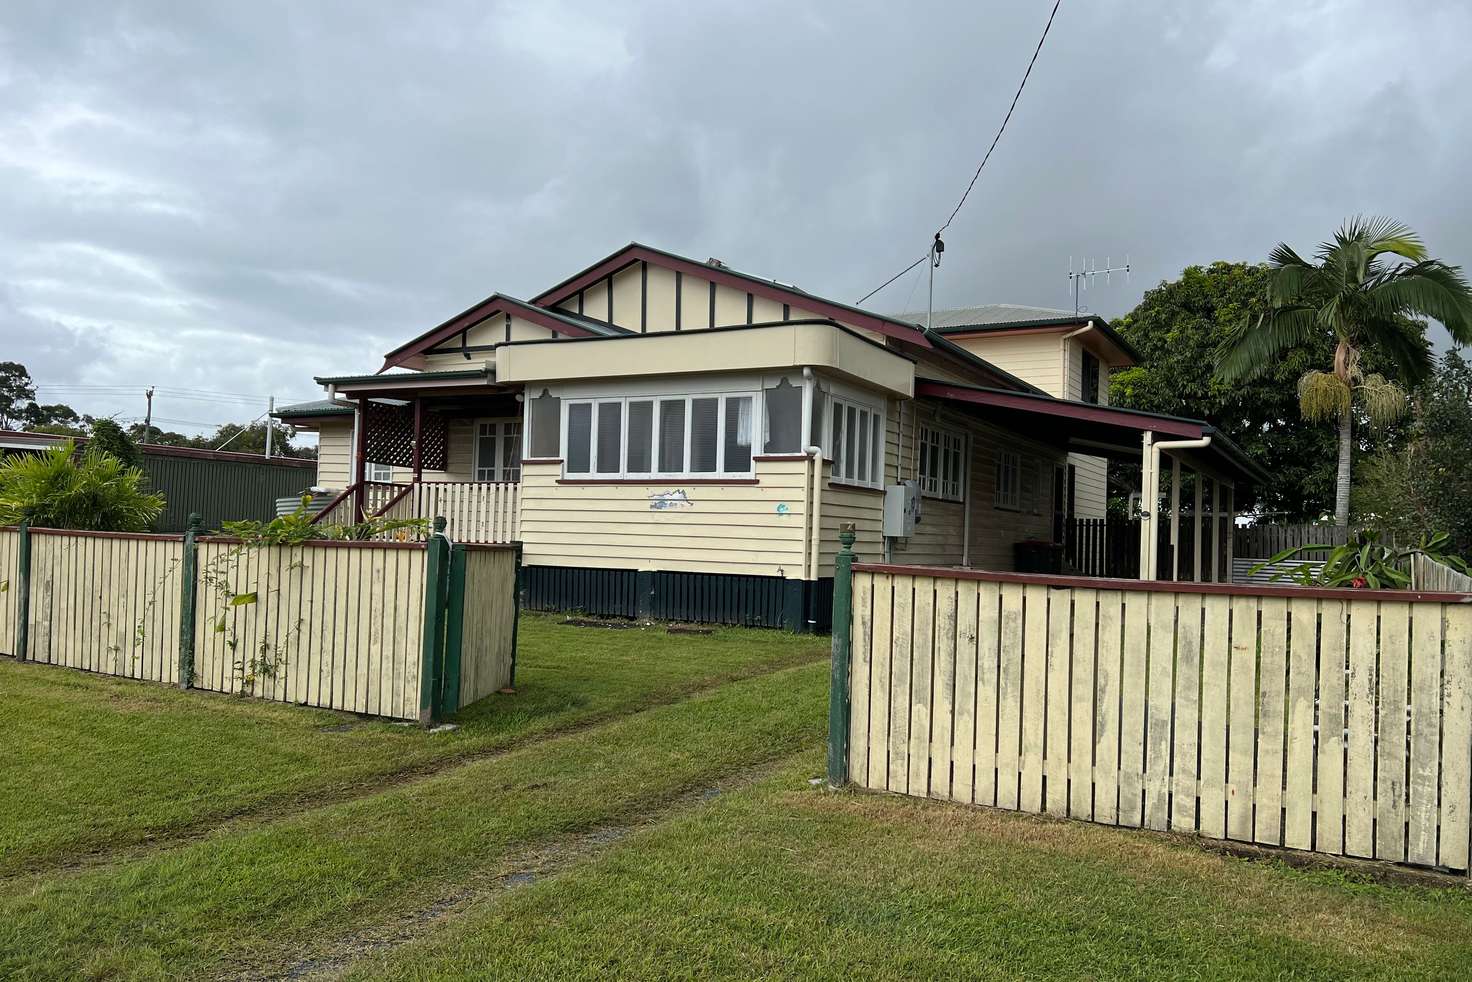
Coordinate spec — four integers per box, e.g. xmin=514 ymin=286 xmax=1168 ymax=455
xmin=0 ymin=613 xmax=825 ymax=875
xmin=7 ymin=617 xmax=1472 ymax=981
xmin=347 ymin=750 xmax=1472 ymax=982
xmin=0 ymin=661 xmax=828 ymax=980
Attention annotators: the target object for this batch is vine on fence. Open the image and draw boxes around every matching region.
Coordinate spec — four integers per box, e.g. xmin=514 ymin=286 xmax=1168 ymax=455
xmin=131 ymin=498 xmax=430 ymax=691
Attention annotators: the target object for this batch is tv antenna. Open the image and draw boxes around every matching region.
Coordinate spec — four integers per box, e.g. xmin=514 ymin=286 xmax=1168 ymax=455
xmin=1067 ymin=256 xmax=1131 ymax=315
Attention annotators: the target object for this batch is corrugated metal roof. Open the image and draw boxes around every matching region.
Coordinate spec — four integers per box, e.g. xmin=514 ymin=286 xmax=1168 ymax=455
xmin=272 ymin=399 xmax=354 ymax=418
xmin=890 ymin=304 xmax=1081 ymax=330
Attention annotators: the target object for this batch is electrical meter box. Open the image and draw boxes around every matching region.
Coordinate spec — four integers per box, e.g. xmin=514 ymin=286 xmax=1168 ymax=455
xmin=883 ymin=480 xmax=921 ymax=537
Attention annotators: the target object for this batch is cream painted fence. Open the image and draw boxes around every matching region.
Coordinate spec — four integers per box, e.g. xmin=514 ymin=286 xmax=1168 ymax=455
xmin=25 ymin=530 xmax=186 ymax=684
xmin=2 ymin=524 xmax=520 ymax=723
xmin=0 ymin=527 xmax=19 ymax=658
xmin=193 ymin=539 xmax=428 ymax=718
xmin=839 ymin=563 xmax=1472 ymax=876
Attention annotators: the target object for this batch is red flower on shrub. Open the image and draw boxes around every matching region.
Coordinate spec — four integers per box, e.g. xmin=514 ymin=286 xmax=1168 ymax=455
xmin=1351 ymin=576 xmax=1368 ymax=588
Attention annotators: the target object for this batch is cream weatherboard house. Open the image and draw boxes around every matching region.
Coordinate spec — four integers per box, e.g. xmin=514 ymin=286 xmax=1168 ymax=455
xmin=276 ymin=244 xmax=1262 ymax=630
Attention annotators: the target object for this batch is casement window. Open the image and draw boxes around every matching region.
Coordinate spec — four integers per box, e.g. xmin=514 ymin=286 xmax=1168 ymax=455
xmin=994 ymin=450 xmax=1021 ymax=510
xmin=562 ymin=392 xmax=756 ymax=479
xmin=474 ymin=419 xmax=522 ymax=482
xmin=365 ymin=462 xmax=393 ymax=483
xmin=829 ymin=396 xmax=884 ymax=488
xmin=1081 ymin=350 xmax=1102 ymax=405
xmin=919 ymin=425 xmax=966 ymax=501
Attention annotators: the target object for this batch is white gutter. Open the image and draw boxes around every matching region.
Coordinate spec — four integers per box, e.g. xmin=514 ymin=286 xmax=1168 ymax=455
xmin=1140 ymin=434 xmax=1212 ymax=580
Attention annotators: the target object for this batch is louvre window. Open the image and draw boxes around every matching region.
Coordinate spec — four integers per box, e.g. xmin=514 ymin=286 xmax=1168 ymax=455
xmin=658 ymin=400 xmax=686 ymax=472
xmin=595 ymin=402 xmax=622 ymax=474
xmin=690 ymin=397 xmax=719 ymax=472
xmin=919 ymin=425 xmax=965 ymax=501
xmin=564 ymin=391 xmax=758 ymax=479
xmin=626 ymin=400 xmax=654 ymax=473
xmin=566 ymin=403 xmax=593 ymax=474
xmin=829 ymin=396 xmax=883 ymax=488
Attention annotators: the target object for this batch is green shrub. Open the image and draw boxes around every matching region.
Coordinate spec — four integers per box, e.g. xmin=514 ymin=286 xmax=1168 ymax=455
xmin=0 ymin=442 xmax=164 ymax=531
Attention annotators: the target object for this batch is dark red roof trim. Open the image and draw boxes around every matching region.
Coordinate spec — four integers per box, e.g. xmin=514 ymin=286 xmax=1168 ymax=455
xmin=532 ymin=244 xmax=931 ymax=347
xmin=381 ymin=295 xmax=602 ymax=371
xmin=915 ymin=381 xmax=1204 ymax=439
xmin=852 ymin=563 xmax=1472 ymax=603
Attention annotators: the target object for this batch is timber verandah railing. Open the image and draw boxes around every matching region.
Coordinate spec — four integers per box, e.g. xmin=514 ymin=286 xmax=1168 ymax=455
xmin=0 ymin=517 xmax=521 ymax=724
xmin=312 ymin=481 xmax=519 ymax=544
xmin=826 ymin=533 xmax=1472 ymax=879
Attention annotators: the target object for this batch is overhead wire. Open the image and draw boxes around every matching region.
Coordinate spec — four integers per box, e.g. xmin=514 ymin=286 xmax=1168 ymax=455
xmin=854 ymin=0 xmax=1064 ymax=305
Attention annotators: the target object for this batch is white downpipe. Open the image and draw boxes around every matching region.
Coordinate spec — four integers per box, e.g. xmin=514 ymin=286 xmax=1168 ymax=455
xmin=801 ymin=367 xmax=822 ymax=584
xmin=1142 ymin=435 xmax=1213 ymax=580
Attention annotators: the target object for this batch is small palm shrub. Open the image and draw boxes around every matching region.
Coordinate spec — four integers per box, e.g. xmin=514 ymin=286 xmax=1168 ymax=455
xmin=1252 ymin=529 xmax=1470 ymax=589
xmin=0 ymin=442 xmax=164 ymax=531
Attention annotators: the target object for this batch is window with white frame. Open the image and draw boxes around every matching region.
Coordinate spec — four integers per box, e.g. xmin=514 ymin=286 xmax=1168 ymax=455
xmin=829 ymin=396 xmax=883 ymax=488
xmin=994 ymin=450 xmax=1021 ymax=510
xmin=474 ymin=419 xmax=522 ymax=482
xmin=919 ymin=425 xmax=965 ymax=501
xmin=562 ymin=392 xmax=756 ymax=479
xmin=365 ymin=461 xmax=393 ymax=483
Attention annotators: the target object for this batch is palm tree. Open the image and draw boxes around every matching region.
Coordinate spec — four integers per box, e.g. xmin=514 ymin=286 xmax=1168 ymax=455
xmin=1217 ymin=217 xmax=1472 ymax=526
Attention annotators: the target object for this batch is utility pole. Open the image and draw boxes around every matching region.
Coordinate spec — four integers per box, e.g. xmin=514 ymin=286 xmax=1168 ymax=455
xmin=265 ymin=396 xmax=275 ymax=458
xmin=143 ymin=386 xmax=155 ymax=443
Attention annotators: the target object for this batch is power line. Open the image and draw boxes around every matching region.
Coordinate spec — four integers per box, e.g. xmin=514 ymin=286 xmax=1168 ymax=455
xmin=854 ymin=0 xmax=1064 ymax=304
xmin=857 ymin=254 xmax=928 ymax=305
xmin=937 ymin=0 xmax=1062 ymax=235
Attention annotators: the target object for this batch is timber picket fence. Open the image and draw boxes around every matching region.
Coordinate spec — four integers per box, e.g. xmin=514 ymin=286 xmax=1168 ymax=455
xmin=0 ymin=518 xmax=520 ymax=723
xmin=828 ymin=547 xmax=1472 ymax=878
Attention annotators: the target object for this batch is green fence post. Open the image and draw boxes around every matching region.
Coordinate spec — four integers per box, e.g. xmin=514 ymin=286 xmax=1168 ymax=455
xmin=440 ymin=543 xmax=467 ymax=718
xmin=418 ymin=517 xmax=449 ymax=726
xmin=177 ymin=512 xmax=203 ymax=689
xmin=827 ymin=523 xmax=857 ymax=787
xmin=14 ymin=519 xmax=31 ymax=662
xmin=507 ymin=542 xmax=523 ymax=691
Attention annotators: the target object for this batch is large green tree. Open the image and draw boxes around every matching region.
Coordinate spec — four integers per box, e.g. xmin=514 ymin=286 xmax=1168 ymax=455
xmin=1110 ymin=261 xmax=1349 ymax=518
xmin=1217 ymin=217 xmax=1472 ymax=526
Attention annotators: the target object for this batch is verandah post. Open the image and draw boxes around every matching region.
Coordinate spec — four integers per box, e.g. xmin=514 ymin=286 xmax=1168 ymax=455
xmin=418 ymin=516 xmax=449 ymax=726
xmin=177 ymin=512 xmax=203 ymax=689
xmin=827 ymin=523 xmax=857 ymax=787
xmin=14 ymin=518 xmax=31 ymax=662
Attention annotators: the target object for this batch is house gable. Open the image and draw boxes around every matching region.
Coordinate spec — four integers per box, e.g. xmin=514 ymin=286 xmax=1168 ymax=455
xmin=532 ymin=243 xmax=932 ymax=346
xmin=380 ymin=294 xmax=623 ymax=371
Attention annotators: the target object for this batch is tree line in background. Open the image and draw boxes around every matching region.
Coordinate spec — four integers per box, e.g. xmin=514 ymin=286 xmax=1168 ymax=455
xmin=0 ymin=361 xmax=315 ymax=459
xmin=1111 ymin=218 xmax=1472 ymax=557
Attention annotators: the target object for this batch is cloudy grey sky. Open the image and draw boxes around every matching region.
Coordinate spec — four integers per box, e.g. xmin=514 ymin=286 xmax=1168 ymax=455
xmin=3 ymin=0 xmax=1470 ymax=439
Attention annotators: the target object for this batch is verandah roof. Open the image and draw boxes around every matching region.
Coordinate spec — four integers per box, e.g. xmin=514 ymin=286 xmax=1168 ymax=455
xmin=915 ymin=379 xmax=1267 ymax=487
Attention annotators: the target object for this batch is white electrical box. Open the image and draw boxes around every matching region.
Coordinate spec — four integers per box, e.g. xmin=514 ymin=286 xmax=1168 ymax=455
xmin=883 ymin=480 xmax=921 ymax=537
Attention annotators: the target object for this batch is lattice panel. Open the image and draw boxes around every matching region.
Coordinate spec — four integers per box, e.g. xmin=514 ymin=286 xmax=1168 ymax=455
xmin=363 ymin=401 xmax=447 ymax=471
